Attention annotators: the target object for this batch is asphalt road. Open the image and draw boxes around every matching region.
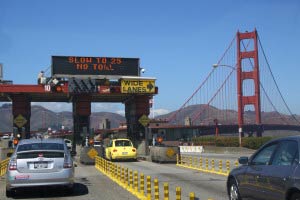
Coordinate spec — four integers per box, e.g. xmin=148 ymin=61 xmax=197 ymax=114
xmin=0 ymin=155 xmax=233 ymax=200
xmin=115 ymin=160 xmax=229 ymax=200
xmin=0 ymin=162 xmax=138 ymax=200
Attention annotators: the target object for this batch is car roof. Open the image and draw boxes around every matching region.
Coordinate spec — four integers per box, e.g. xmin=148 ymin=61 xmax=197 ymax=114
xmin=18 ymin=138 xmax=65 ymax=145
xmin=113 ymin=138 xmax=131 ymax=141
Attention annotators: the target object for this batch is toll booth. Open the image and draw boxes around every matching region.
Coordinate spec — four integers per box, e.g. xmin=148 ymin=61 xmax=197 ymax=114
xmin=0 ymin=56 xmax=158 ymax=157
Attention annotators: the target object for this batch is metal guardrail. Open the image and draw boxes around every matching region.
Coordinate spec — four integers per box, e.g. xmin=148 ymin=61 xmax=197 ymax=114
xmin=176 ymin=154 xmax=239 ymax=176
xmin=95 ymin=156 xmax=196 ymax=200
xmin=0 ymin=158 xmax=9 ymax=177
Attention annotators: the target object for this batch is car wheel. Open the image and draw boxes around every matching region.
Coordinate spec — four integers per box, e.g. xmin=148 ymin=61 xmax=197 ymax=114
xmin=291 ymin=193 xmax=300 ymax=200
xmin=228 ymin=179 xmax=241 ymax=200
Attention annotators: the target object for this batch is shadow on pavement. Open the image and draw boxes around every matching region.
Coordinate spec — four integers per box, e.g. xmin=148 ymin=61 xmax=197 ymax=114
xmin=11 ymin=183 xmax=88 ymax=199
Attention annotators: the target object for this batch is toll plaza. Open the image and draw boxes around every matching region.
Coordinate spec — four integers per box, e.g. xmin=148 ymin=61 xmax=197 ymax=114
xmin=0 ymin=56 xmax=158 ymax=155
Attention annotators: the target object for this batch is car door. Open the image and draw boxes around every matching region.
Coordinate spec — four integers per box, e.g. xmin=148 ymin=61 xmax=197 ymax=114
xmin=261 ymin=140 xmax=299 ymax=200
xmin=242 ymin=142 xmax=278 ymax=199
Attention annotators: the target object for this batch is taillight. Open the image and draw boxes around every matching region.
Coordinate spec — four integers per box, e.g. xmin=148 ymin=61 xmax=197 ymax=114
xmin=8 ymin=160 xmax=17 ymax=171
xmin=113 ymin=149 xmax=117 ymax=152
xmin=132 ymin=149 xmax=136 ymax=152
xmin=63 ymin=163 xmax=73 ymax=168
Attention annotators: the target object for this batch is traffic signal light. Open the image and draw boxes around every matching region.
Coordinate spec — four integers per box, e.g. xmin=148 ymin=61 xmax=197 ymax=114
xmin=51 ymin=85 xmax=63 ymax=92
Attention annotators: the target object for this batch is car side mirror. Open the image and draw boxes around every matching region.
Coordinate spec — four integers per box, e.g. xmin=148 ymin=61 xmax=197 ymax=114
xmin=238 ymin=157 xmax=249 ymax=165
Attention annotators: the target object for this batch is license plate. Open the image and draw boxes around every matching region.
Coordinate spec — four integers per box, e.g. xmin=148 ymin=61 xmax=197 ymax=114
xmin=122 ymin=152 xmax=128 ymax=155
xmin=34 ymin=162 xmax=48 ymax=169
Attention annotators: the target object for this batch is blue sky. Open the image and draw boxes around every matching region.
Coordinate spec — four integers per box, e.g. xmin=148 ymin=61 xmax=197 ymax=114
xmin=1 ymin=0 xmax=300 ymax=115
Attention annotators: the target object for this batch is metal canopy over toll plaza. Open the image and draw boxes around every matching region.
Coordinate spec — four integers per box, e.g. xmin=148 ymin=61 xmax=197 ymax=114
xmin=0 ymin=56 xmax=158 ymax=154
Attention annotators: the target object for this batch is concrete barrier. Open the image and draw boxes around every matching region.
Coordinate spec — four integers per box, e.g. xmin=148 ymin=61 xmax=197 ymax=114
xmin=150 ymin=146 xmax=178 ymax=163
xmin=79 ymin=146 xmax=104 ymax=164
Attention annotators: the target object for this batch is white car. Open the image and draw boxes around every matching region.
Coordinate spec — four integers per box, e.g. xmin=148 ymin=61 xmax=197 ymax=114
xmin=2 ymin=134 xmax=10 ymax=139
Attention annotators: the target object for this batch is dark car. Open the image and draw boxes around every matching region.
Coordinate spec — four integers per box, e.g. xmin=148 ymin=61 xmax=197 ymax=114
xmin=227 ymin=136 xmax=300 ymax=200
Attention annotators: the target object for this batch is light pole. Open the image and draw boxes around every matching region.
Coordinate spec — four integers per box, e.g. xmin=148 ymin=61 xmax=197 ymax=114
xmin=212 ymin=63 xmax=236 ymax=70
xmin=212 ymin=63 xmax=242 ymax=147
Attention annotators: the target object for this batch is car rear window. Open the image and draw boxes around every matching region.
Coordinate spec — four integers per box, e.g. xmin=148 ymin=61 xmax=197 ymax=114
xmin=17 ymin=152 xmax=64 ymax=159
xmin=115 ymin=140 xmax=132 ymax=147
xmin=17 ymin=143 xmax=64 ymax=152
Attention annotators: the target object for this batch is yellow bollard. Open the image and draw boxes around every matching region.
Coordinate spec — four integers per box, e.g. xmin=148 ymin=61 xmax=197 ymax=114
xmin=205 ymin=158 xmax=209 ymax=170
xmin=176 ymin=154 xmax=179 ymax=165
xmin=219 ymin=160 xmax=223 ymax=173
xmin=211 ymin=159 xmax=215 ymax=171
xmin=189 ymin=192 xmax=195 ymax=200
xmin=134 ymin=171 xmax=138 ymax=194
xmin=121 ymin=167 xmax=125 ymax=186
xmin=164 ymin=183 xmax=169 ymax=200
xmin=125 ymin=168 xmax=129 ymax=187
xmin=109 ymin=162 xmax=112 ymax=177
xmin=147 ymin=176 xmax=152 ymax=200
xmin=129 ymin=170 xmax=133 ymax=191
xmin=199 ymin=157 xmax=203 ymax=169
xmin=140 ymin=173 xmax=145 ymax=197
xmin=114 ymin=164 xmax=117 ymax=180
xmin=154 ymin=178 xmax=159 ymax=200
xmin=226 ymin=160 xmax=230 ymax=174
xmin=118 ymin=165 xmax=121 ymax=183
xmin=194 ymin=157 xmax=198 ymax=169
xmin=180 ymin=155 xmax=183 ymax=165
xmin=235 ymin=160 xmax=239 ymax=168
xmin=189 ymin=156 xmax=193 ymax=167
xmin=176 ymin=187 xmax=181 ymax=200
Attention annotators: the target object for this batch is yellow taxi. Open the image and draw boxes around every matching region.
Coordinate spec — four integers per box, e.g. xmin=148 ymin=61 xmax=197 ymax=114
xmin=105 ymin=139 xmax=137 ymax=161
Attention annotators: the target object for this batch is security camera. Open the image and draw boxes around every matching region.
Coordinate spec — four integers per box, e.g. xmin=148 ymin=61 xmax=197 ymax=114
xmin=140 ymin=68 xmax=146 ymax=73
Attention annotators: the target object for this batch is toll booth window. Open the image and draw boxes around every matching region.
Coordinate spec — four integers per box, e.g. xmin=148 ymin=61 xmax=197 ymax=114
xmin=115 ymin=140 xmax=132 ymax=147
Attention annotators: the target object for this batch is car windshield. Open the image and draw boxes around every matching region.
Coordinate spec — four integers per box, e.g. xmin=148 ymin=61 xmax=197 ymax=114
xmin=17 ymin=143 xmax=64 ymax=152
xmin=115 ymin=140 xmax=132 ymax=147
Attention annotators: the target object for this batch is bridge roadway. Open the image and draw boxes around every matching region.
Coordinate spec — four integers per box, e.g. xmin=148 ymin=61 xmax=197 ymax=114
xmin=0 ymin=158 xmax=231 ymax=200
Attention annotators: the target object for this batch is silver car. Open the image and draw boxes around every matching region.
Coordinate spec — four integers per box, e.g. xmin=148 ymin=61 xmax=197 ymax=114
xmin=6 ymin=138 xmax=74 ymax=197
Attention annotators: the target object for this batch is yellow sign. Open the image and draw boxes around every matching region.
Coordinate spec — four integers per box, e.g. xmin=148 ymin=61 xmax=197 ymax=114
xmin=166 ymin=148 xmax=176 ymax=158
xmin=138 ymin=114 xmax=150 ymax=127
xmin=14 ymin=114 xmax=27 ymax=128
xmin=121 ymin=79 xmax=155 ymax=93
xmin=87 ymin=148 xmax=98 ymax=159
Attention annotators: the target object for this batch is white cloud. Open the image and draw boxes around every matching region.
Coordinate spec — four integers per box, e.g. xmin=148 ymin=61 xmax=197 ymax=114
xmin=150 ymin=108 xmax=170 ymax=117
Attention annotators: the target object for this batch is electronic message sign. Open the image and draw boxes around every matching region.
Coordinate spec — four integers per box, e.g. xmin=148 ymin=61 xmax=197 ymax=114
xmin=52 ymin=56 xmax=140 ymax=77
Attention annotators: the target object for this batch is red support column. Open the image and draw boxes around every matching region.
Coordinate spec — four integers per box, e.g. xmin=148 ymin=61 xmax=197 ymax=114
xmin=236 ymin=30 xmax=262 ymax=137
xmin=125 ymin=95 xmax=150 ymax=141
xmin=12 ymin=94 xmax=31 ymax=139
xmin=72 ymin=95 xmax=91 ymax=153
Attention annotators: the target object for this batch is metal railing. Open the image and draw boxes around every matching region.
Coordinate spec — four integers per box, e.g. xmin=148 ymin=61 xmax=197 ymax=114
xmin=0 ymin=158 xmax=9 ymax=176
xmin=176 ymin=154 xmax=238 ymax=176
